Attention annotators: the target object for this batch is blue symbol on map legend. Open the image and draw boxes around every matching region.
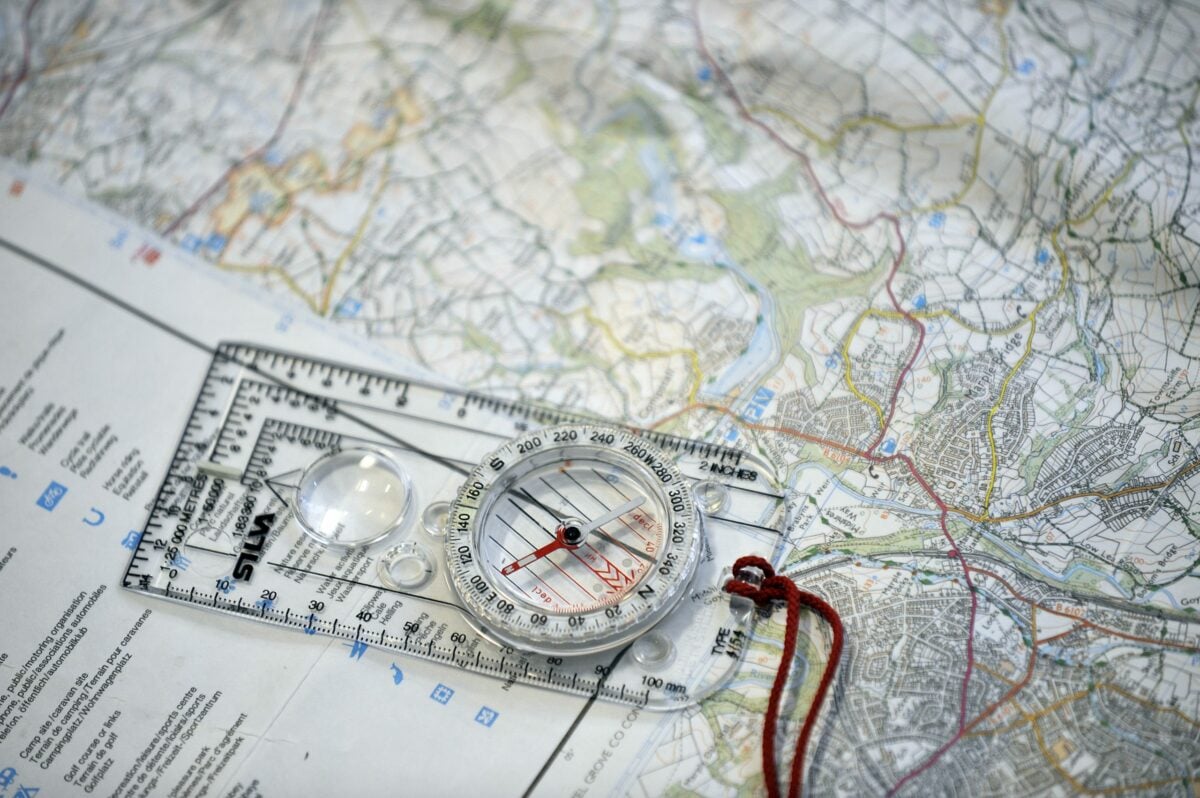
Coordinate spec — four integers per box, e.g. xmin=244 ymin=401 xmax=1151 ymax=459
xmin=345 ymin=641 xmax=368 ymax=660
xmin=929 ymin=212 xmax=945 ymax=229
xmin=475 ymin=707 xmax=499 ymax=728
xmin=914 ymin=294 xmax=927 ymax=310
xmin=121 ymin=531 xmax=142 ymax=550
xmin=0 ymin=466 xmax=16 ymax=479
xmin=430 ymin=684 xmax=454 ymax=704
xmin=881 ymin=438 xmax=897 ymax=455
xmin=0 ymin=767 xmax=15 ymax=788
xmin=390 ymin=664 xmax=404 ymax=685
xmin=36 ymin=481 xmax=67 ymax=511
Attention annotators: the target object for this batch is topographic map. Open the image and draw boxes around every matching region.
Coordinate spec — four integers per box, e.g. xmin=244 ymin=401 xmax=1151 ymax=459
xmin=2 ymin=0 xmax=1199 ymax=794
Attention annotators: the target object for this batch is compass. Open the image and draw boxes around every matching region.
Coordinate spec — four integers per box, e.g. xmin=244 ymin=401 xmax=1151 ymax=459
xmin=445 ymin=423 xmax=704 ymax=656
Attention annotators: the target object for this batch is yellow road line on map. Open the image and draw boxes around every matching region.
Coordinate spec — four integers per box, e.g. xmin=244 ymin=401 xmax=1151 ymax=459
xmin=839 ymin=311 xmax=887 ymax=431
xmin=319 ymin=156 xmax=393 ymax=316
xmin=911 ymin=19 xmax=1011 ymax=214
xmin=838 ymin=154 xmax=1139 ymax=515
xmin=947 ymin=457 xmax=1200 ymax=523
xmin=217 ymin=261 xmax=321 ymax=315
xmin=748 ymin=10 xmax=1012 ymax=215
xmin=980 ymin=679 xmax=1200 ymax=739
xmin=837 ymin=15 xmax=1014 ymax=436
xmin=583 ymin=308 xmax=704 ymax=404
xmin=972 ymin=660 xmax=1020 ymax=688
xmin=839 ymin=303 xmax=1035 ymax=439
xmin=748 ymin=8 xmax=1014 ymax=159
xmin=749 ymin=105 xmax=975 ymax=153
xmin=871 ymin=306 xmax=1028 ymax=337
xmin=958 ymin=606 xmax=1038 ymax=734
xmin=1102 ymin=682 xmax=1200 ymax=729
xmin=219 ymin=152 xmax=395 ymax=318
xmin=971 ymin=688 xmax=1085 ymax=738
xmin=979 ymin=317 xmax=1036 ymax=512
xmin=979 ymin=156 xmax=1138 ymax=514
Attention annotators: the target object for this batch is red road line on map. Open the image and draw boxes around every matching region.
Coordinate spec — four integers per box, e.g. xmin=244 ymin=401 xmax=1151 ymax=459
xmin=692 ymin=4 xmax=978 ymax=791
xmin=970 ymin=565 xmax=1200 ymax=653
xmin=0 ymin=0 xmax=45 ymax=123
xmin=161 ymin=1 xmax=330 ymax=236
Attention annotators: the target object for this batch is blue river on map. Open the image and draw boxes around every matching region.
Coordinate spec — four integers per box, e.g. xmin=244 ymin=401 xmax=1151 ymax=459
xmin=637 ymin=141 xmax=780 ymax=401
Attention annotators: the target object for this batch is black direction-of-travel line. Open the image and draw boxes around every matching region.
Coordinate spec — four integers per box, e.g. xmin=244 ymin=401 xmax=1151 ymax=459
xmin=521 ymin=644 xmax=635 ymax=798
xmin=0 ymin=236 xmax=473 ymax=481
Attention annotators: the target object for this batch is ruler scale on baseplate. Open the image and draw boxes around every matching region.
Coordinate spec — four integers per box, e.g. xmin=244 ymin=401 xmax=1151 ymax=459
xmin=124 ymin=343 xmax=788 ymax=708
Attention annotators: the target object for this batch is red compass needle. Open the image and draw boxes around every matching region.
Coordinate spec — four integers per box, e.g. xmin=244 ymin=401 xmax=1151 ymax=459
xmin=501 ymin=534 xmax=567 ymax=575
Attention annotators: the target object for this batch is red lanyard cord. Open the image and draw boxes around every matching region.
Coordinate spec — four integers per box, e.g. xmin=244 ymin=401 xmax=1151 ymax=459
xmin=724 ymin=556 xmax=845 ymax=798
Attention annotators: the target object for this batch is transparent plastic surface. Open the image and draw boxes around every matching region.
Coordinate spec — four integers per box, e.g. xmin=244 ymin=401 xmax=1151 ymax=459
xmin=379 ymin=541 xmax=436 ymax=588
xmin=126 ymin=344 xmax=788 ymax=710
xmin=294 ymin=448 xmax=413 ymax=548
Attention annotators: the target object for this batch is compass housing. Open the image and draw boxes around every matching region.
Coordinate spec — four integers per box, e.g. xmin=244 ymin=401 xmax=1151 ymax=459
xmin=445 ymin=423 xmax=704 ymax=656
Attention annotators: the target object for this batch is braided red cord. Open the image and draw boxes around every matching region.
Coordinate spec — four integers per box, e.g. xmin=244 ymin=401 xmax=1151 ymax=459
xmin=724 ymin=555 xmax=845 ymax=798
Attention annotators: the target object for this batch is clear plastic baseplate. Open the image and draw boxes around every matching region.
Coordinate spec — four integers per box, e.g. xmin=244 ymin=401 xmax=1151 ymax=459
xmin=124 ymin=343 xmax=788 ymax=709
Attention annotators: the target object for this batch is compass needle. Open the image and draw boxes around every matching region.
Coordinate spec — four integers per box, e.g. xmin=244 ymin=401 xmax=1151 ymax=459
xmin=501 ymin=535 xmax=568 ymax=576
xmin=581 ymin=496 xmax=645 ymax=535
